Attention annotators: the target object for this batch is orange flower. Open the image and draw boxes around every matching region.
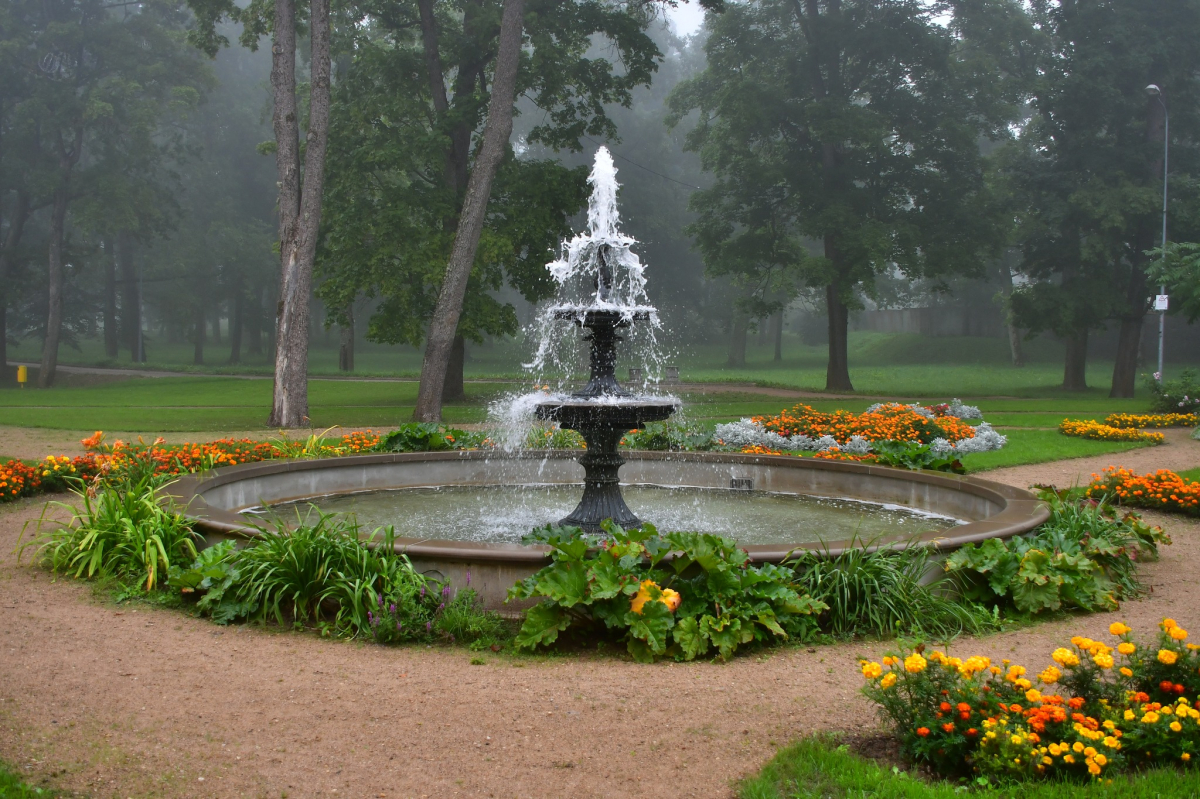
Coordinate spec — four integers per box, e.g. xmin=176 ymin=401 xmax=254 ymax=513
xmin=916 ymin=727 xmax=930 ymax=737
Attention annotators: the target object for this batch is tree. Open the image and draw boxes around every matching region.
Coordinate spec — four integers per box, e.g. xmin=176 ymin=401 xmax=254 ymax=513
xmin=670 ymin=0 xmax=1007 ymax=391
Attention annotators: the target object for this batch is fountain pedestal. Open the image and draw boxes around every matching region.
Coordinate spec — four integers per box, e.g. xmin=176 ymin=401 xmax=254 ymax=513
xmin=535 ymin=309 xmax=677 ymax=532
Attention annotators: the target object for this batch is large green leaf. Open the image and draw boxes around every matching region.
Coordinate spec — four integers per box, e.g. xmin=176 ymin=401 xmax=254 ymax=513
xmin=532 ymin=560 xmax=589 ymax=605
xmin=514 ymin=602 xmax=573 ymax=650
xmin=625 ymin=600 xmax=674 ymax=660
xmin=673 ymin=616 xmax=707 ymax=661
xmin=587 ymin=560 xmax=626 ymax=600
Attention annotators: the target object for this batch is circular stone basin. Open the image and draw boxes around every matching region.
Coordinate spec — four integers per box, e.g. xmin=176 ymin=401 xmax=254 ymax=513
xmin=262 ymin=484 xmax=961 ymax=546
xmin=166 ymin=451 xmax=1049 ymax=610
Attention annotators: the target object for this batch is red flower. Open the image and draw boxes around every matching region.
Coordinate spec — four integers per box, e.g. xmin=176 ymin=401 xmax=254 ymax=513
xmin=1162 ymin=681 xmax=1175 ymax=693
xmin=966 ymin=728 xmax=978 ymax=737
xmin=941 ymin=722 xmax=955 ymax=733
xmin=917 ymin=727 xmax=931 ymax=737
xmin=940 ymin=702 xmax=952 ymax=712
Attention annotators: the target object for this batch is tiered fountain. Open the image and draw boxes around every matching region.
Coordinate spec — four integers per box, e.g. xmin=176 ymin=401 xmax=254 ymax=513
xmin=531 ymin=148 xmax=679 ymax=530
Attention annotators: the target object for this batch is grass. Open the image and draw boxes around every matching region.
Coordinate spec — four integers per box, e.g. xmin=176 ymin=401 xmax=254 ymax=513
xmin=1176 ymin=467 xmax=1200 ymax=481
xmin=739 ymin=735 xmax=1200 ymax=799
xmin=964 ymin=429 xmax=1155 ymax=473
xmin=0 ymin=761 xmax=62 ymax=797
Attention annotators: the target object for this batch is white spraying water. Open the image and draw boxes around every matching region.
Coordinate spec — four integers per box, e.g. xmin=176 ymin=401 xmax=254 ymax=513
xmin=489 ymin=146 xmax=677 ymax=450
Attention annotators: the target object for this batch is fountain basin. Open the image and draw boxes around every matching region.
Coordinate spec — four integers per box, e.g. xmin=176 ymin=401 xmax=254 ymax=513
xmin=165 ymin=451 xmax=1048 ymax=610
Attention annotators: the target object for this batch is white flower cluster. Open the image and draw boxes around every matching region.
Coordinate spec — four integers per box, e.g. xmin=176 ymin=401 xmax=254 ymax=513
xmin=946 ymin=398 xmax=983 ymax=420
xmin=928 ymin=422 xmax=1007 ymax=455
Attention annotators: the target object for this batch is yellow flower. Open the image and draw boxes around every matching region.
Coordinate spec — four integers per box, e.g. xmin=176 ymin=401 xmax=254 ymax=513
xmin=1120 ymin=667 xmax=1134 ymax=677
xmin=1052 ymin=648 xmax=1080 ymax=668
xmin=1063 ymin=754 xmax=1076 ymax=764
xmin=1164 ymin=618 xmax=1178 ymax=630
xmin=862 ymin=661 xmax=883 ymax=679
xmin=1118 ymin=642 xmax=1136 ymax=655
xmin=1093 ymin=652 xmax=1114 ymax=669
xmin=1158 ymin=649 xmax=1179 ymax=665
xmin=1088 ymin=761 xmax=1102 ymax=776
xmin=1124 ymin=709 xmax=1136 ymax=721
xmin=1103 ymin=736 xmax=1120 ymax=749
xmin=1110 ymin=622 xmax=1132 ymax=636
xmin=1170 ymin=627 xmax=1189 ymax=642
xmin=1073 ymin=742 xmax=1085 ymax=753
xmin=1011 ymin=735 xmax=1025 ymax=746
xmin=904 ymin=653 xmax=927 ymax=674
xmin=880 ymin=673 xmax=897 ymax=689
xmin=1172 ymin=722 xmax=1184 ymax=732
xmin=882 ymin=656 xmax=895 ymax=667
xmin=1094 ymin=754 xmax=1108 ymax=767
xmin=1026 ymin=689 xmax=1042 ymax=703
xmin=1040 ymin=666 xmax=1061 ymax=684
xmin=1185 ymin=753 xmax=1192 ymax=762
xmin=1142 ymin=712 xmax=1161 ymax=724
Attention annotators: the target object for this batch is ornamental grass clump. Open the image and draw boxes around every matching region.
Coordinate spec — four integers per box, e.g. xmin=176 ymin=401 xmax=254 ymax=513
xmin=509 ymin=521 xmax=826 ymax=662
xmin=944 ymin=488 xmax=1167 ymax=616
xmin=862 ymin=619 xmax=1200 ymax=782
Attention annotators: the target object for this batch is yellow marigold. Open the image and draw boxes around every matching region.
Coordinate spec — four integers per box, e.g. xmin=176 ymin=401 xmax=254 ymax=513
xmin=1016 ymin=678 xmax=1033 ymax=690
xmin=1040 ymin=666 xmax=1061 ymax=685
xmin=1008 ymin=664 xmax=1027 ymax=678
xmin=1110 ymin=622 xmax=1132 ymax=636
xmin=1158 ymin=649 xmax=1179 ymax=665
xmin=862 ymin=661 xmax=883 ymax=680
xmin=1052 ymin=648 xmax=1080 ymax=668
xmin=1093 ymin=652 xmax=1115 ymax=670
xmin=1172 ymin=721 xmax=1184 ymax=732
xmin=1143 ymin=712 xmax=1161 ymax=724
xmin=1118 ymin=642 xmax=1136 ymax=655
xmin=1094 ymin=754 xmax=1108 ymax=767
xmin=1073 ymin=742 xmax=1085 ymax=753
xmin=1185 ymin=753 xmax=1193 ymax=762
xmin=1124 ymin=709 xmax=1136 ymax=721
xmin=1170 ymin=627 xmax=1189 ymax=642
xmin=1164 ymin=618 xmax=1179 ymax=630
xmin=880 ymin=673 xmax=897 ymax=689
xmin=1120 ymin=667 xmax=1134 ymax=677
xmin=1026 ymin=689 xmax=1042 ymax=702
xmin=882 ymin=656 xmax=896 ymax=667
xmin=1063 ymin=754 xmax=1076 ymax=764
xmin=1103 ymin=736 xmax=1120 ymax=749
xmin=904 ymin=653 xmax=927 ymax=674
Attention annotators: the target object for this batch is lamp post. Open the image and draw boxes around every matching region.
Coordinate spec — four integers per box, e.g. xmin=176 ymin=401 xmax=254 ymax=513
xmin=1146 ymin=84 xmax=1168 ymax=379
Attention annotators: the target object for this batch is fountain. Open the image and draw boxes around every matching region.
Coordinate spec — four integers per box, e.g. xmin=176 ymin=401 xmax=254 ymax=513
xmin=530 ymin=148 xmax=679 ymax=531
xmin=166 ymin=149 xmax=1050 ymax=609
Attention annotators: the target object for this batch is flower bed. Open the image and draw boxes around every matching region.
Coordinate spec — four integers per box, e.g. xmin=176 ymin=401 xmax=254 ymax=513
xmin=862 ymin=619 xmax=1200 ymax=781
xmin=1085 ymin=467 xmax=1200 ymax=517
xmin=1059 ymin=419 xmax=1165 ymax=444
xmin=1104 ymin=413 xmax=1198 ymax=429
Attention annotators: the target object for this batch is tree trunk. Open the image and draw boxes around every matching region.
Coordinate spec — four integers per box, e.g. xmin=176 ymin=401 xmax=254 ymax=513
xmin=193 ymin=304 xmax=206 ymax=365
xmin=825 ymin=280 xmax=853 ymax=392
xmin=771 ymin=309 xmax=783 ymax=362
xmin=38 ymin=183 xmax=71 ymax=388
xmin=268 ymin=0 xmax=332 ymax=428
xmin=103 ymin=236 xmax=118 ymax=358
xmin=442 ymin=333 xmax=465 ymax=401
xmin=228 ymin=292 xmax=244 ymax=364
xmin=727 ymin=309 xmax=748 ymax=367
xmin=412 ymin=0 xmax=525 ymax=422
xmin=1110 ymin=316 xmax=1144 ymax=397
xmin=1063 ymin=330 xmax=1089 ymax=391
xmin=0 ymin=187 xmax=30 ymax=370
xmin=338 ymin=302 xmax=354 ymax=372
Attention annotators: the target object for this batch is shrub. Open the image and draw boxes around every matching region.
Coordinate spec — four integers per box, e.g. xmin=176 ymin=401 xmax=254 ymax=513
xmin=944 ymin=489 xmax=1167 ymax=615
xmin=378 ymin=423 xmax=468 ymax=453
xmin=522 ymin=424 xmax=585 ymax=450
xmin=1146 ymin=369 xmax=1200 ymax=414
xmin=621 ymin=420 xmax=715 ymax=451
xmin=862 ymin=619 xmax=1200 ymax=782
xmin=20 ymin=474 xmax=201 ymax=590
xmin=1085 ymin=467 xmax=1200 ymax=517
xmin=509 ymin=522 xmax=826 ymax=662
xmin=789 ymin=540 xmax=997 ymax=638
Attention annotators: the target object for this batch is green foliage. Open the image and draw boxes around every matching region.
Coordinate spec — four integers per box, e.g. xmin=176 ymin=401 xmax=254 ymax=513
xmin=432 ymin=588 xmax=510 ymax=650
xmin=522 ymin=424 xmax=585 ymax=450
xmin=1145 ymin=369 xmax=1200 ymax=414
xmin=789 ymin=541 xmax=998 ymax=639
xmin=167 ymin=539 xmax=253 ymax=624
xmin=740 ymin=734 xmax=1200 ymax=799
xmin=870 ymin=441 xmax=964 ymax=475
xmin=621 ymin=421 xmax=715 ymax=451
xmin=379 ymin=423 xmax=478 ymax=453
xmin=509 ymin=522 xmax=826 ymax=662
xmin=0 ymin=759 xmax=64 ymax=798
xmin=1150 ymin=242 xmax=1200 ymax=324
xmin=944 ymin=489 xmax=1167 ymax=615
xmin=21 ymin=475 xmax=201 ymax=591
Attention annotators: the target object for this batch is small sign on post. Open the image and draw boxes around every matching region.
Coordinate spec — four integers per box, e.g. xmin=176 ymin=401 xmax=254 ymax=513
xmin=1155 ymin=294 xmax=1170 ymax=311
xmin=16 ymin=365 xmax=27 ymax=388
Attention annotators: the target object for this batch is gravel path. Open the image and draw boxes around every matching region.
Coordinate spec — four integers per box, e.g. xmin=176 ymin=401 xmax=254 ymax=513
xmin=1 ymin=431 xmax=1198 ymax=798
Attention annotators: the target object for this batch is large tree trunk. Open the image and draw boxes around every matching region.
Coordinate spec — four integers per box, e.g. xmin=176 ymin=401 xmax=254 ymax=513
xmin=0 ymin=187 xmax=30 ymax=371
xmin=727 ymin=309 xmax=748 ymax=367
xmin=770 ymin=309 xmax=784 ymax=362
xmin=193 ymin=304 xmax=206 ymax=365
xmin=38 ymin=183 xmax=71 ymax=388
xmin=103 ymin=236 xmax=118 ymax=358
xmin=825 ymin=280 xmax=853 ymax=392
xmin=338 ymin=302 xmax=354 ymax=372
xmin=442 ymin=333 xmax=465 ymax=401
xmin=412 ymin=0 xmax=525 ymax=421
xmin=1063 ymin=329 xmax=1089 ymax=391
xmin=268 ymin=0 xmax=333 ymax=427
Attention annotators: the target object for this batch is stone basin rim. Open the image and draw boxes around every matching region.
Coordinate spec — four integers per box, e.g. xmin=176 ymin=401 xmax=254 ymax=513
xmin=164 ymin=450 xmax=1049 ymax=562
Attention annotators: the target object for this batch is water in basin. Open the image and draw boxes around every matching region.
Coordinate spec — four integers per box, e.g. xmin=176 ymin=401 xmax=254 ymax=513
xmin=258 ymin=484 xmax=962 ymax=546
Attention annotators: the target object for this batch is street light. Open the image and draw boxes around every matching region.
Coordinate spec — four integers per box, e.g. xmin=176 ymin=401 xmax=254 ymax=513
xmin=1146 ymin=83 xmax=1168 ymax=379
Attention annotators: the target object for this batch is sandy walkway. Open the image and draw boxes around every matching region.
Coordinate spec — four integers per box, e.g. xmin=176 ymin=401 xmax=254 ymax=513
xmin=0 ymin=432 xmax=1198 ymax=797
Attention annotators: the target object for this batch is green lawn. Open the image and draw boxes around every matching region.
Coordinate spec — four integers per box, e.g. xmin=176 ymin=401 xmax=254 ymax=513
xmin=1178 ymin=467 xmax=1200 ymax=481
xmin=965 ymin=429 xmax=1155 ymax=474
xmin=0 ymin=761 xmax=61 ymax=797
xmin=740 ymin=736 xmax=1200 ymax=799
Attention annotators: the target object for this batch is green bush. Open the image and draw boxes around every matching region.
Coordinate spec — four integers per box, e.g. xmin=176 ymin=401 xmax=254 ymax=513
xmin=378 ymin=423 xmax=482 ymax=452
xmin=1146 ymin=369 xmax=1200 ymax=414
xmin=870 ymin=440 xmax=964 ymax=474
xmin=621 ymin=421 xmax=715 ymax=451
xmin=944 ymin=488 xmax=1167 ymax=615
xmin=509 ymin=522 xmax=826 ymax=662
xmin=789 ymin=540 xmax=997 ymax=638
xmin=21 ymin=474 xmax=201 ymax=590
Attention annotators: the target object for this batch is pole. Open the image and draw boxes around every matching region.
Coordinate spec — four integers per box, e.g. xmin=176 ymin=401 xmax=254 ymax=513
xmin=1158 ymin=98 xmax=1168 ymax=379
